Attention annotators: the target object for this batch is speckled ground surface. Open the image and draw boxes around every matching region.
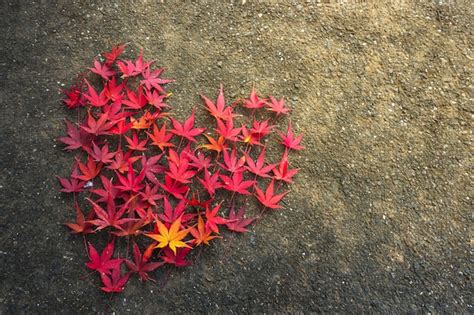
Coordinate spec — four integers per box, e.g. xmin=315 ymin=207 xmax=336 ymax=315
xmin=0 ymin=1 xmax=471 ymax=313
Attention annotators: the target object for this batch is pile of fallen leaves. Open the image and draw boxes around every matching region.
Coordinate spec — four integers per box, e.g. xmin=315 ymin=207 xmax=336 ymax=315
xmin=56 ymin=44 xmax=303 ymax=293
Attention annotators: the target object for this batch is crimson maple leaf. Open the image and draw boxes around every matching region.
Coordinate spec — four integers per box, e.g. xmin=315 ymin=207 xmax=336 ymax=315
xmin=198 ymin=167 xmax=221 ymax=197
xmin=87 ymin=197 xmax=137 ymax=231
xmin=100 ymin=266 xmax=130 ymax=293
xmin=125 ymin=243 xmax=164 ymax=282
xmin=73 ymin=156 xmax=102 ymax=181
xmin=243 ymin=147 xmax=276 ymax=178
xmin=140 ymin=184 xmax=163 ymax=206
xmin=88 ymin=142 xmax=116 ymax=164
xmin=80 ymin=111 xmax=115 ymax=136
xmin=56 ymin=175 xmax=85 ymax=193
xmin=102 ymin=43 xmax=125 ymax=65
xmin=205 ymin=203 xmax=229 ymax=233
xmin=106 ymin=150 xmax=140 ymax=174
xmin=103 ymin=77 xmax=124 ymax=101
xmin=146 ymin=123 xmax=174 ymax=151
xmin=123 ymin=86 xmax=147 ymax=110
xmin=82 ymin=79 xmax=108 ymax=107
xmin=90 ymin=60 xmax=115 ymax=80
xmin=159 ymin=175 xmax=189 ymax=199
xmin=115 ymin=162 xmax=145 ymax=192
xmin=141 ymin=154 xmax=165 ymax=184
xmin=145 ymin=89 xmax=169 ymax=110
xmin=250 ymin=119 xmax=274 ymax=140
xmin=273 ymin=150 xmax=299 ymax=183
xmin=225 ymin=206 xmax=256 ymax=233
xmin=125 ymin=131 xmax=148 ymax=151
xmin=243 ymin=86 xmax=266 ymax=109
xmin=220 ymin=171 xmax=255 ymax=195
xmin=277 ymin=121 xmax=304 ymax=151
xmin=64 ymin=203 xmax=94 ymax=234
xmin=169 ymin=109 xmax=205 ymax=142
xmin=58 ymin=119 xmax=94 ymax=151
xmin=140 ymin=68 xmax=174 ymax=94
xmin=159 ymin=197 xmax=193 ymax=224
xmin=255 ymin=179 xmax=288 ymax=209
xmin=85 ymin=241 xmax=122 ymax=274
xmin=239 ymin=125 xmax=262 ymax=146
xmin=219 ymin=148 xmax=246 ymax=173
xmin=161 ymin=247 xmax=192 ymax=267
xmin=62 ymin=84 xmax=85 ymax=109
xmin=215 ymin=117 xmax=241 ymax=142
xmin=266 ymin=95 xmax=290 ymax=116
xmin=201 ymin=85 xmax=236 ymax=121
xmin=90 ymin=175 xmax=119 ymax=202
xmin=186 ymin=150 xmax=212 ymax=171
xmin=166 ymin=157 xmax=196 ymax=184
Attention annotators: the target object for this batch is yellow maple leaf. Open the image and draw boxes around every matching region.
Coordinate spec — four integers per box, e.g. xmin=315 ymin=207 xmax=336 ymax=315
xmin=145 ymin=216 xmax=191 ymax=254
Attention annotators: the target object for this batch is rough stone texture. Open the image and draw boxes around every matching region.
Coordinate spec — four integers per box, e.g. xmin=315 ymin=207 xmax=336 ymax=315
xmin=0 ymin=1 xmax=471 ymax=313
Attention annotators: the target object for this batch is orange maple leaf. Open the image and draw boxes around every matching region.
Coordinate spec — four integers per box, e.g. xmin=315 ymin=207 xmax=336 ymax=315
xmin=190 ymin=215 xmax=220 ymax=246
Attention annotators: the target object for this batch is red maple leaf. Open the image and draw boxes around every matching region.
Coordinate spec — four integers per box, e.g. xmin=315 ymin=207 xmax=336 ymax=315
xmin=225 ymin=206 xmax=255 ymax=233
xmin=159 ymin=197 xmax=193 ymax=224
xmin=277 ymin=121 xmax=304 ymax=151
xmin=124 ymin=131 xmax=148 ymax=151
xmin=166 ymin=157 xmax=196 ymax=184
xmin=88 ymin=142 xmax=116 ymax=164
xmin=58 ymin=119 xmax=94 ymax=151
xmin=64 ymin=203 xmax=94 ymax=234
xmin=243 ymin=86 xmax=266 ymax=109
xmin=255 ymin=179 xmax=288 ymax=209
xmin=161 ymin=247 xmax=192 ymax=267
xmin=146 ymin=123 xmax=174 ymax=151
xmin=106 ymin=149 xmax=140 ymax=173
xmin=73 ymin=156 xmax=102 ymax=181
xmin=201 ymin=85 xmax=235 ymax=121
xmin=123 ymin=86 xmax=147 ymax=110
xmin=80 ymin=111 xmax=115 ymax=136
xmin=243 ymin=147 xmax=276 ymax=178
xmin=273 ymin=150 xmax=299 ymax=183
xmin=90 ymin=60 xmax=115 ymax=80
xmin=82 ymin=79 xmax=108 ymax=107
xmin=145 ymin=89 xmax=169 ymax=110
xmin=56 ymin=175 xmax=85 ymax=193
xmin=204 ymin=203 xmax=229 ymax=233
xmin=115 ymin=162 xmax=145 ymax=192
xmin=140 ymin=68 xmax=174 ymax=94
xmin=90 ymin=175 xmax=119 ymax=202
xmin=100 ymin=266 xmax=130 ymax=293
xmin=85 ymin=241 xmax=123 ymax=274
xmin=102 ymin=43 xmax=125 ymax=65
xmin=159 ymin=175 xmax=189 ymax=200
xmin=125 ymin=243 xmax=164 ymax=282
xmin=266 ymin=95 xmax=290 ymax=116
xmin=219 ymin=148 xmax=246 ymax=173
xmin=140 ymin=184 xmax=163 ymax=206
xmin=170 ymin=109 xmax=205 ymax=142
xmin=87 ymin=197 xmax=137 ymax=231
xmin=198 ymin=167 xmax=221 ymax=197
xmin=141 ymin=154 xmax=165 ymax=184
xmin=220 ymin=171 xmax=255 ymax=195
xmin=186 ymin=150 xmax=212 ymax=171
xmin=215 ymin=117 xmax=241 ymax=142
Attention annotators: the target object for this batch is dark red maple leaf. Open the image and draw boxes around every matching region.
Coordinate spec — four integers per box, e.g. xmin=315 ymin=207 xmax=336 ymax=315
xmin=125 ymin=131 xmax=148 ymax=151
xmin=85 ymin=241 xmax=123 ymax=274
xmin=123 ymin=86 xmax=147 ymax=110
xmin=64 ymin=203 xmax=94 ymax=234
xmin=198 ymin=167 xmax=221 ymax=197
xmin=225 ymin=206 xmax=255 ymax=233
xmin=82 ymin=79 xmax=108 ymax=107
xmin=100 ymin=266 xmax=130 ymax=293
xmin=90 ymin=60 xmax=115 ymax=80
xmin=125 ymin=243 xmax=164 ymax=282
xmin=159 ymin=175 xmax=189 ymax=199
xmin=159 ymin=197 xmax=193 ymax=225
xmin=161 ymin=247 xmax=192 ymax=267
xmin=90 ymin=175 xmax=119 ymax=202
xmin=87 ymin=142 xmax=116 ymax=164
xmin=141 ymin=154 xmax=165 ymax=184
xmin=115 ymin=162 xmax=145 ymax=192
xmin=74 ymin=156 xmax=102 ymax=181
xmin=56 ymin=175 xmax=85 ymax=193
xmin=58 ymin=119 xmax=94 ymax=151
xmin=80 ymin=111 xmax=115 ymax=136
xmin=87 ymin=197 xmax=136 ymax=231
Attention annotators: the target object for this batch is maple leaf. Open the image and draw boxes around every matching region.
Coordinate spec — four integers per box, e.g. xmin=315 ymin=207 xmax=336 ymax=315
xmin=85 ymin=241 xmax=122 ymax=274
xmin=58 ymin=119 xmax=94 ymax=151
xmin=125 ymin=131 xmax=148 ymax=151
xmin=100 ymin=266 xmax=130 ymax=293
xmin=191 ymin=215 xmax=221 ymax=246
xmin=273 ymin=150 xmax=299 ymax=183
xmin=225 ymin=206 xmax=256 ymax=233
xmin=80 ymin=111 xmax=115 ymax=136
xmin=277 ymin=121 xmax=304 ymax=151
xmin=56 ymin=175 xmax=85 ymax=193
xmin=88 ymin=142 xmax=116 ymax=164
xmin=205 ymin=203 xmax=229 ymax=234
xmin=140 ymin=68 xmax=174 ymax=94
xmin=145 ymin=216 xmax=192 ymax=254
xmin=146 ymin=123 xmax=174 ymax=151
xmin=266 ymin=95 xmax=290 ymax=116
xmin=255 ymin=179 xmax=288 ymax=209
xmin=62 ymin=84 xmax=85 ymax=109
xmin=115 ymin=162 xmax=145 ymax=192
xmin=103 ymin=77 xmax=124 ymax=101
xmin=109 ymin=119 xmax=133 ymax=135
xmin=74 ymin=156 xmax=102 ymax=181
xmin=64 ymin=203 xmax=94 ymax=234
xmin=243 ymin=86 xmax=266 ymax=109
xmin=159 ymin=197 xmax=193 ymax=225
xmin=243 ymin=147 xmax=276 ymax=178
xmin=215 ymin=117 xmax=241 ymax=142
xmin=186 ymin=150 xmax=212 ymax=171
xmin=239 ymin=125 xmax=262 ymax=146
xmin=87 ymin=197 xmax=137 ymax=231
xmin=125 ymin=243 xmax=164 ymax=282
xmin=90 ymin=60 xmax=115 ymax=80
xmin=159 ymin=175 xmax=189 ymax=200
xmin=201 ymin=85 xmax=236 ymax=121
xmin=111 ymin=218 xmax=148 ymax=237
xmin=123 ymin=86 xmax=147 ymax=110
xmin=82 ymin=79 xmax=108 ymax=107
xmin=198 ymin=167 xmax=221 ymax=197
xmin=102 ymin=43 xmax=125 ymax=65
xmin=91 ymin=175 xmax=119 ymax=202
xmin=249 ymin=119 xmax=274 ymax=141
xmin=220 ymin=171 xmax=255 ymax=195
xmin=170 ymin=109 xmax=205 ymax=142
xmin=161 ymin=247 xmax=192 ymax=267
xmin=140 ymin=184 xmax=163 ymax=206
xmin=116 ymin=52 xmax=151 ymax=78
xmin=166 ymin=157 xmax=196 ymax=184
xmin=106 ymin=149 xmax=140 ymax=173
xmin=141 ymin=154 xmax=165 ymax=184
xmin=219 ymin=148 xmax=246 ymax=173
xmin=131 ymin=110 xmax=155 ymax=130
xmin=200 ymin=135 xmax=226 ymax=153
xmin=145 ymin=89 xmax=169 ymax=110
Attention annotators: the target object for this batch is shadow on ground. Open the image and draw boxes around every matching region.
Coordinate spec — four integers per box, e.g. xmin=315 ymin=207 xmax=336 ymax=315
xmin=0 ymin=1 xmax=471 ymax=313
